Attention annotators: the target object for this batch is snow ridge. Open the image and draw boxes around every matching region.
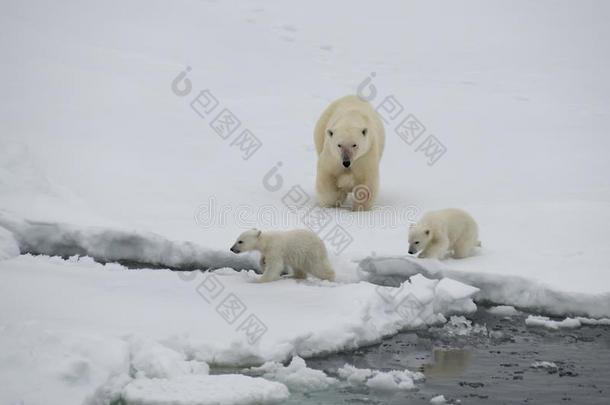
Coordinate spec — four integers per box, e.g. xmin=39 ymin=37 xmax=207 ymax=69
xmin=359 ymin=255 xmax=610 ymax=318
xmin=0 ymin=212 xmax=258 ymax=271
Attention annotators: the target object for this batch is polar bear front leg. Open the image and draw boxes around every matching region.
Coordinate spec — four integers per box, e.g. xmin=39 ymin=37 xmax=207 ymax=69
xmin=258 ymin=256 xmax=284 ymax=283
xmin=419 ymin=236 xmax=449 ymax=259
xmin=316 ymin=171 xmax=346 ymax=207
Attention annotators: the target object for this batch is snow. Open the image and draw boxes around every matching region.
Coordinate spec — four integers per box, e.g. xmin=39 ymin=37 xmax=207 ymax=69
xmin=0 ymin=212 xmax=258 ymax=272
xmin=247 ymin=356 xmax=336 ymax=392
xmin=487 ymin=305 xmax=520 ymax=316
xmin=0 ymin=254 xmax=474 ymax=404
xmin=430 ymin=394 xmax=448 ymax=404
xmin=0 ymin=322 xmax=130 ymax=405
xmin=525 ymin=315 xmax=579 ymax=329
xmin=122 ymin=375 xmax=289 ymax=405
xmin=433 ymin=278 xmax=479 ymax=315
xmin=360 ymin=256 xmax=610 ymax=318
xmin=0 ymin=0 xmax=608 ymax=293
xmin=531 ymin=361 xmax=559 ymax=371
xmin=336 ymin=364 xmax=424 ymax=391
xmin=0 ymin=226 xmax=19 ymax=260
xmin=575 ymin=317 xmax=610 ymax=326
xmin=129 ymin=338 xmax=210 ymax=379
xmin=525 ymin=315 xmax=610 ymax=329
xmin=1 ymin=0 xmax=610 ymax=403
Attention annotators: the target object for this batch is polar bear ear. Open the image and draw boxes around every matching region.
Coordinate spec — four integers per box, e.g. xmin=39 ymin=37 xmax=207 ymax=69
xmin=362 ymin=128 xmax=367 ymax=136
xmin=327 ymin=129 xmax=334 ymax=137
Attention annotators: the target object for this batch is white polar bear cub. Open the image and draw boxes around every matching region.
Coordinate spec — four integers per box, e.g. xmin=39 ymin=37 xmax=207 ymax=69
xmin=408 ymin=208 xmax=480 ymax=259
xmin=230 ymin=229 xmax=335 ymax=283
xmin=314 ymin=95 xmax=385 ymax=210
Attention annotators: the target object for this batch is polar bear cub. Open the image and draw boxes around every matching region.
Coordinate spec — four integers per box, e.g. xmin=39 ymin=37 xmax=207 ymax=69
xmin=230 ymin=229 xmax=335 ymax=283
xmin=408 ymin=208 xmax=480 ymax=259
xmin=314 ymin=95 xmax=385 ymax=210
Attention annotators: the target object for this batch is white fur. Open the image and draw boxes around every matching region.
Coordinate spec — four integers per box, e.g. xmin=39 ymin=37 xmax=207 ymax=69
xmin=314 ymin=95 xmax=385 ymax=211
xmin=408 ymin=209 xmax=480 ymax=260
xmin=230 ymin=229 xmax=335 ymax=283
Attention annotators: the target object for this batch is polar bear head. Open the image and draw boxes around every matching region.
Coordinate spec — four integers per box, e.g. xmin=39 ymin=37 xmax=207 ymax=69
xmin=326 ymin=112 xmax=372 ymax=168
xmin=408 ymin=224 xmax=432 ymax=255
xmin=230 ymin=229 xmax=261 ymax=253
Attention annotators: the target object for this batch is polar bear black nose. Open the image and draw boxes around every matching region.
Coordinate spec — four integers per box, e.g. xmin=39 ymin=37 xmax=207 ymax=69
xmin=342 ymin=160 xmax=351 ymax=168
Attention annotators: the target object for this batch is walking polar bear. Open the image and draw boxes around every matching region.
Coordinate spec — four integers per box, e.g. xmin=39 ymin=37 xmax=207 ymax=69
xmin=230 ymin=229 xmax=335 ymax=283
xmin=408 ymin=208 xmax=480 ymax=259
xmin=314 ymin=95 xmax=385 ymax=211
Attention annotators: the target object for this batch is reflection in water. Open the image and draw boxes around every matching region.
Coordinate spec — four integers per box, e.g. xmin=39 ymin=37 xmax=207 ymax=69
xmin=423 ymin=348 xmax=471 ymax=377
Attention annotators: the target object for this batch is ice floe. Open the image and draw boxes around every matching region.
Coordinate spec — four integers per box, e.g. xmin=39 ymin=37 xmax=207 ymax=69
xmin=337 ymin=364 xmax=425 ymax=390
xmin=526 ymin=315 xmax=610 ymax=329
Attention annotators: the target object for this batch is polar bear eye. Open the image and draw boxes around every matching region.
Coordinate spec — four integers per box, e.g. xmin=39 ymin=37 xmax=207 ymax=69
xmin=414 ymin=241 xmax=419 ymax=245
xmin=352 ymin=144 xmax=357 ymax=148
xmin=337 ymin=144 xmax=342 ymax=148
xmin=238 ymin=241 xmax=243 ymax=244
xmin=362 ymin=128 xmax=367 ymax=136
xmin=327 ymin=130 xmax=333 ymax=137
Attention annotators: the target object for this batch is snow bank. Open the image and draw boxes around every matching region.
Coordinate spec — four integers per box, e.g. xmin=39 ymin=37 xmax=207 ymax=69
xmin=0 ymin=212 xmax=258 ymax=271
xmin=433 ymin=278 xmax=479 ymax=315
xmin=247 ymin=356 xmax=336 ymax=392
xmin=2 ymin=0 xmax=609 ymax=403
xmin=0 ymin=254 xmax=477 ymax=405
xmin=359 ymin=256 xmax=610 ymax=318
xmin=0 ymin=322 xmax=130 ymax=405
xmin=525 ymin=315 xmax=610 ymax=329
xmin=129 ymin=338 xmax=210 ymax=379
xmin=337 ymin=364 xmax=425 ymax=391
xmin=0 ymin=226 xmax=19 ymax=261
xmin=122 ymin=375 xmax=289 ymax=405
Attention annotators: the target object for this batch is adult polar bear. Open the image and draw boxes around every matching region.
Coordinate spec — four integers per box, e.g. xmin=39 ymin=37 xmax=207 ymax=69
xmin=314 ymin=95 xmax=385 ymax=211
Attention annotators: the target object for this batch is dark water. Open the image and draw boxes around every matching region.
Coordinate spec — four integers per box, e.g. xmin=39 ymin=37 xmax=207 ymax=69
xmin=280 ymin=308 xmax=610 ymax=404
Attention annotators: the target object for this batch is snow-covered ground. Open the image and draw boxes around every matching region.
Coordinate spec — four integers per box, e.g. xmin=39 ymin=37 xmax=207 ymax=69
xmin=1 ymin=0 xmax=610 ymax=404
xmin=0 ymin=254 xmax=476 ymax=404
